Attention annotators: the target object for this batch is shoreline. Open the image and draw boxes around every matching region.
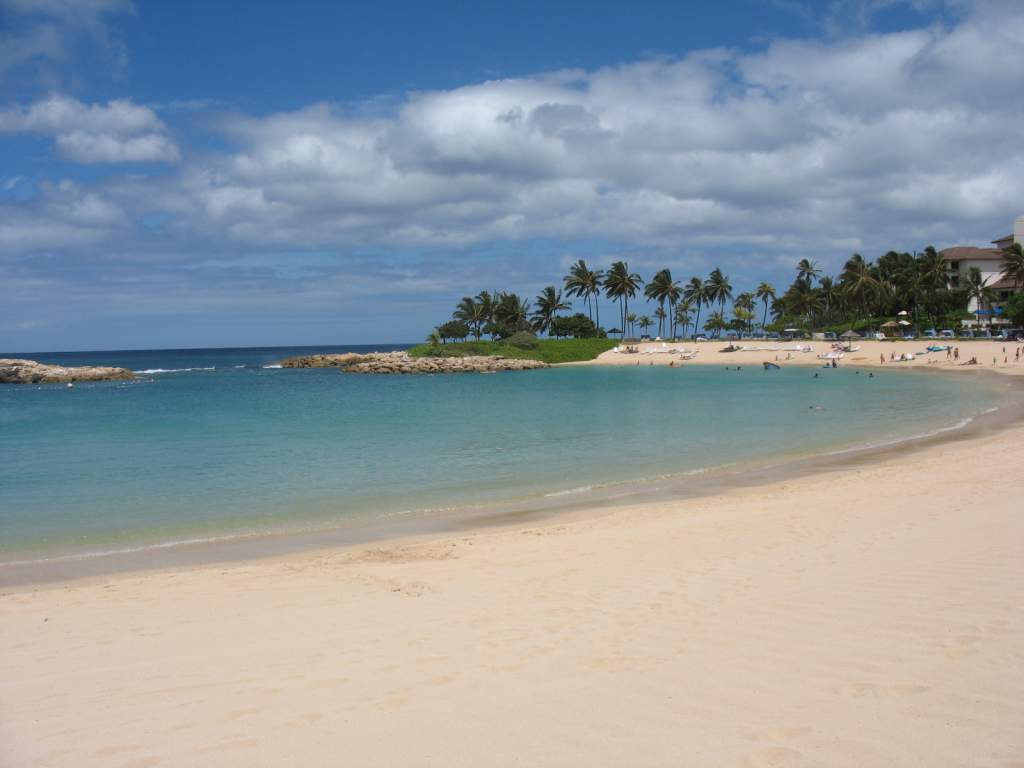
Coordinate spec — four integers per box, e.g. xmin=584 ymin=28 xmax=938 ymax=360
xmin=3 ymin=366 xmax=1022 ymax=590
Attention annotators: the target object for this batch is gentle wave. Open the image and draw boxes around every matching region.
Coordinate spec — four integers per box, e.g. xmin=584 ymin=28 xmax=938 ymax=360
xmin=134 ymin=367 xmax=216 ymax=374
xmin=821 ymin=409 xmax=989 ymax=458
xmin=0 ymin=531 xmax=267 ymax=567
xmin=544 ymin=485 xmax=594 ymax=498
xmin=262 ymin=364 xmax=283 ymax=369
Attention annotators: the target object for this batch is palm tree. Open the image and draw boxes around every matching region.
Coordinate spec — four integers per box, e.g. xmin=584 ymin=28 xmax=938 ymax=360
xmin=840 ymin=253 xmax=879 ymax=324
xmin=653 ymin=306 xmax=666 ymax=337
xmin=796 ymin=258 xmax=821 ymax=287
xmin=917 ymin=246 xmax=947 ymax=326
xmin=683 ymin=277 xmax=705 ymax=338
xmin=638 ymin=315 xmax=653 ymax=336
xmin=494 ymin=292 xmax=531 ymax=334
xmin=1001 ymin=242 xmax=1024 ymax=292
xmin=705 ymin=310 xmax=727 ymax=339
xmin=604 ymin=261 xmax=643 ymax=339
xmin=644 ymin=269 xmax=674 ymax=337
xmin=625 ymin=312 xmax=638 ymax=338
xmin=755 ymin=282 xmax=775 ymax=335
xmin=790 ymin=280 xmax=824 ymax=332
xmin=674 ymin=302 xmax=693 ymax=339
xmin=563 ymin=260 xmax=605 ymax=328
xmin=474 ymin=290 xmax=498 ymax=338
xmin=733 ymin=292 xmax=755 ymax=335
xmin=818 ymin=276 xmax=837 ymax=325
xmin=531 ymin=286 xmax=570 ymax=336
xmin=706 ymin=268 xmax=733 ymax=320
xmin=965 ymin=267 xmax=997 ymax=328
xmin=453 ymin=295 xmax=487 ymax=339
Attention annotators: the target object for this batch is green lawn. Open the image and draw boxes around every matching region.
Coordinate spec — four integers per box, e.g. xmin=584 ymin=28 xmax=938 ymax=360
xmin=407 ymin=338 xmax=618 ymax=364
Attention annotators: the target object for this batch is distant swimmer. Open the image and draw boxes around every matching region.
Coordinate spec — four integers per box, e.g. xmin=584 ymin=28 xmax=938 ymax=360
xmin=868 ymin=372 xmax=874 ymax=378
xmin=67 ymin=382 xmax=74 ymax=388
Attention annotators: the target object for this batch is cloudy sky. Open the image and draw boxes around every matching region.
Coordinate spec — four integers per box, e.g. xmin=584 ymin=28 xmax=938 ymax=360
xmin=1 ymin=0 xmax=1022 ymax=351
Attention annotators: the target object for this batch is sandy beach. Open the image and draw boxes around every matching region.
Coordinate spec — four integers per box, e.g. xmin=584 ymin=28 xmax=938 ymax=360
xmin=581 ymin=338 xmax=1024 ymax=373
xmin=3 ymin=371 xmax=1023 ymax=767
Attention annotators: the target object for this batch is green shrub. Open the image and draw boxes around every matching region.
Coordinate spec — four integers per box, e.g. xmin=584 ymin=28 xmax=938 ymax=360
xmin=507 ymin=331 xmax=539 ymax=349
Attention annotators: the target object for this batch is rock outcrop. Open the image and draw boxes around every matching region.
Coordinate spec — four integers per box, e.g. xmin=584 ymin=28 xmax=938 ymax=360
xmin=278 ymin=351 xmax=547 ymax=374
xmin=0 ymin=358 xmax=136 ymax=384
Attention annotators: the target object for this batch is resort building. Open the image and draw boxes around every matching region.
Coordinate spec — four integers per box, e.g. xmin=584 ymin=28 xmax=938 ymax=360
xmin=941 ymin=215 xmax=1024 ymax=326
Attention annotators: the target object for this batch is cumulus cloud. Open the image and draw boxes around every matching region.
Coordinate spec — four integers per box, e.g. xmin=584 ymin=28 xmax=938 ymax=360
xmin=0 ymin=178 xmax=126 ymax=251
xmin=158 ymin=2 xmax=1022 ymax=257
xmin=3 ymin=0 xmax=1024 ymax=343
xmin=0 ymin=95 xmax=180 ymax=163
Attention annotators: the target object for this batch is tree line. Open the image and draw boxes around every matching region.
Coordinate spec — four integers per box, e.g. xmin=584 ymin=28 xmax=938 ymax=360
xmin=430 ymin=243 xmax=1024 ymax=342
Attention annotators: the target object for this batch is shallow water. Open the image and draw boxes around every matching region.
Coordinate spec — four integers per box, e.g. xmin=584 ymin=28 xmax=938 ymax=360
xmin=0 ymin=345 xmax=1008 ymax=563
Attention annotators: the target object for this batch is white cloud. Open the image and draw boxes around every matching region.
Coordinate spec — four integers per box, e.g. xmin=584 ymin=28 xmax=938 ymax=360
xmin=3 ymin=0 xmax=1024 ymax=288
xmin=156 ymin=2 xmax=1021 ymax=257
xmin=0 ymin=95 xmax=180 ymax=163
xmin=0 ymin=0 xmax=133 ymax=78
xmin=0 ymin=178 xmax=126 ymax=250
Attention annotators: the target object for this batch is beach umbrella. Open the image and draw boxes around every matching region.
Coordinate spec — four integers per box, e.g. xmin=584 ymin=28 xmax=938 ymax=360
xmin=898 ymin=320 xmax=911 ymax=326
xmin=608 ymin=328 xmax=623 ymax=335
xmin=897 ymin=310 xmax=909 ymax=316
xmin=840 ymin=328 xmax=860 ymax=350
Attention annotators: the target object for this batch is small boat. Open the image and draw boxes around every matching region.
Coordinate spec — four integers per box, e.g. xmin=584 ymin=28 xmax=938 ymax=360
xmin=763 ymin=362 xmax=780 ymax=370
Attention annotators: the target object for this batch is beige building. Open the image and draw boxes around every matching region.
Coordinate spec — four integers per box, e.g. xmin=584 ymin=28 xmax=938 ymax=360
xmin=941 ymin=215 xmax=1023 ymax=326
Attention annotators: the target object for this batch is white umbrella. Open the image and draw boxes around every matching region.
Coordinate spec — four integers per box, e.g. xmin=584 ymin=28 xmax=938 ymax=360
xmin=898 ymin=320 xmax=911 ymax=326
xmin=897 ymin=310 xmax=909 ymax=316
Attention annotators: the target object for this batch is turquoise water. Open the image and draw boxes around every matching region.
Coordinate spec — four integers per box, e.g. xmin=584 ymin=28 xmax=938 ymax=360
xmin=0 ymin=346 xmax=1007 ymax=563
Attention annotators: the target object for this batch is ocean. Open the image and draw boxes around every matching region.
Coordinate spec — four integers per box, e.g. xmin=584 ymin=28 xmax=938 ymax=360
xmin=0 ymin=345 xmax=1010 ymax=568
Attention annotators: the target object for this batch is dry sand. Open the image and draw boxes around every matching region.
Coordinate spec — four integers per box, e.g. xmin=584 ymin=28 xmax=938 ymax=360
xmin=582 ymin=337 xmax=1024 ymax=373
xmin=2 ymin=398 xmax=1023 ymax=766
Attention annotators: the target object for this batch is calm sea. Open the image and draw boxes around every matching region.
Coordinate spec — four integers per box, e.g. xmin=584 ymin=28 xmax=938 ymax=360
xmin=0 ymin=345 xmax=1008 ymax=564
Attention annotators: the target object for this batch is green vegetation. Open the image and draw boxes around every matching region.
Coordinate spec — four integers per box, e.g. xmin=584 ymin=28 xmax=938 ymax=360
xmin=428 ymin=241 xmax=1024 ymax=343
xmin=409 ymin=337 xmax=618 ymax=363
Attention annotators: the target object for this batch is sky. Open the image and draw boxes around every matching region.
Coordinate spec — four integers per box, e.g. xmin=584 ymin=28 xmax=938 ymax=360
xmin=1 ymin=0 xmax=1023 ymax=352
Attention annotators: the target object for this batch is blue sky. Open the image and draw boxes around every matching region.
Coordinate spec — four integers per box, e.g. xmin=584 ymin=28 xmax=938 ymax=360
xmin=1 ymin=0 xmax=1022 ymax=351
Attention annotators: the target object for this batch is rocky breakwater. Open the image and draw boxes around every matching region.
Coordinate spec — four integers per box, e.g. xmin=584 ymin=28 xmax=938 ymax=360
xmin=279 ymin=351 xmax=547 ymax=374
xmin=0 ymin=358 xmax=136 ymax=384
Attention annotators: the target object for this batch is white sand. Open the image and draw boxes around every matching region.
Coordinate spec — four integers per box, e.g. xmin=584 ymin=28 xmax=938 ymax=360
xmin=2 ymin=412 xmax=1023 ymax=766
xmin=582 ymin=338 xmax=1024 ymax=373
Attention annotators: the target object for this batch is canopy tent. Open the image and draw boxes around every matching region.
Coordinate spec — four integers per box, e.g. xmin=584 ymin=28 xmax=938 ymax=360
xmin=879 ymin=320 xmax=901 ymax=337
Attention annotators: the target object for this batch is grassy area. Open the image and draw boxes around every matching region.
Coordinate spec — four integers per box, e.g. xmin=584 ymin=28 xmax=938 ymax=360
xmin=407 ymin=338 xmax=618 ymax=364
